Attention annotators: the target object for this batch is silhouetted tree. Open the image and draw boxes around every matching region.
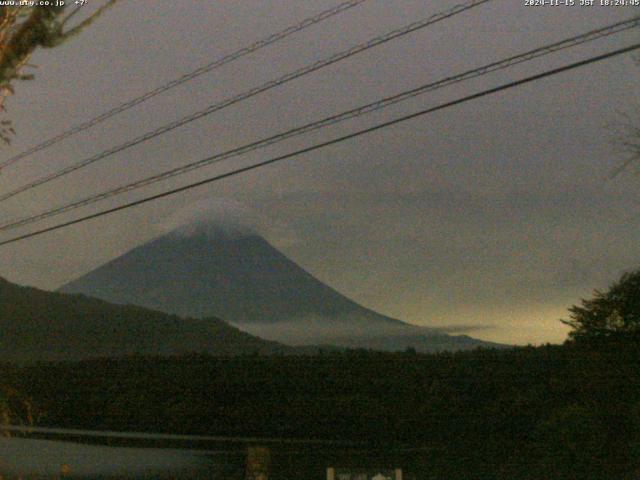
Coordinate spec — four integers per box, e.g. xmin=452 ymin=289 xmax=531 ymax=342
xmin=610 ymin=51 xmax=640 ymax=178
xmin=562 ymin=268 xmax=640 ymax=344
xmin=610 ymin=108 xmax=640 ymax=179
xmin=0 ymin=385 xmax=34 ymax=437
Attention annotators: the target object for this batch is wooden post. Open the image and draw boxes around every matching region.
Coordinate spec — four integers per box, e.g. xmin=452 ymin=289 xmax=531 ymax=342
xmin=246 ymin=445 xmax=271 ymax=480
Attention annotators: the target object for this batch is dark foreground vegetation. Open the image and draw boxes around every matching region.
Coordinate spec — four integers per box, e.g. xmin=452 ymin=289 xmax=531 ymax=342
xmin=1 ymin=341 xmax=638 ymax=480
xmin=2 ymin=269 xmax=639 ymax=479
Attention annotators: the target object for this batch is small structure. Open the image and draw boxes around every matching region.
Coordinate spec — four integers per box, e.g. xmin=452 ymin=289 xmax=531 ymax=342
xmin=246 ymin=445 xmax=271 ymax=480
xmin=327 ymin=467 xmax=402 ymax=480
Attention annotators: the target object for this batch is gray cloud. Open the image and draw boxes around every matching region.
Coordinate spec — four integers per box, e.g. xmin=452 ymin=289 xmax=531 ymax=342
xmin=0 ymin=1 xmax=638 ymax=345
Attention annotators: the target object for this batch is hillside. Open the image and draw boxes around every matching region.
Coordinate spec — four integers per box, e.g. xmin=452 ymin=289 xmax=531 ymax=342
xmin=0 ymin=277 xmax=294 ymax=362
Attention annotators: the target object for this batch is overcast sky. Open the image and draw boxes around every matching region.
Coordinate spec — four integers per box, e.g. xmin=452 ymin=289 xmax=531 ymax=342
xmin=0 ymin=0 xmax=639 ymax=345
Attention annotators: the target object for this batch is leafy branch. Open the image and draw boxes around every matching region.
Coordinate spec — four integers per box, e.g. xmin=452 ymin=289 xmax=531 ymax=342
xmin=0 ymin=1 xmax=119 ymax=145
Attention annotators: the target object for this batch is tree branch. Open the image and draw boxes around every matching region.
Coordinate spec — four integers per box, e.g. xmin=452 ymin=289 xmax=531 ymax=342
xmin=51 ymin=0 xmax=119 ymax=46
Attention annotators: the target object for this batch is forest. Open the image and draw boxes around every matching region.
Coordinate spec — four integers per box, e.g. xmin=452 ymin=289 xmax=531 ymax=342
xmin=0 ymin=341 xmax=638 ymax=479
xmin=1 ymin=270 xmax=639 ymax=479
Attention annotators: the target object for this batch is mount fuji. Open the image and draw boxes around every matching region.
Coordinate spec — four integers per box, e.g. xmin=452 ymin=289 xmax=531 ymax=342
xmin=59 ymin=221 xmax=501 ymax=352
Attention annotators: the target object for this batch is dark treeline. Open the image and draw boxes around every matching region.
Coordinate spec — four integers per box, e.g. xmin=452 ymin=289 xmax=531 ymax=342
xmin=1 ymin=342 xmax=639 ymax=479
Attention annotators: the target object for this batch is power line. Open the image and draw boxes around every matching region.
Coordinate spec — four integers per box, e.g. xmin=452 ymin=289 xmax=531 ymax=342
xmin=0 ymin=0 xmax=370 ymax=171
xmin=0 ymin=18 xmax=636 ymax=233
xmin=0 ymin=0 xmax=492 ymax=201
xmin=1 ymin=43 xmax=637 ymax=247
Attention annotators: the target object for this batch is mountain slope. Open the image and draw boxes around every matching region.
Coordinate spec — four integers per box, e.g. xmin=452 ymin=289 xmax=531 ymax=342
xmin=59 ymin=224 xmax=502 ymax=352
xmin=61 ymin=228 xmax=402 ymax=326
xmin=0 ymin=276 xmax=294 ymax=362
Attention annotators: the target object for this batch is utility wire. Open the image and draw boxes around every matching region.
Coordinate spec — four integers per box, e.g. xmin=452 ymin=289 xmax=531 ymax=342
xmin=1 ymin=43 xmax=637 ymax=247
xmin=0 ymin=0 xmax=491 ymax=201
xmin=0 ymin=19 xmax=636 ymax=232
xmin=0 ymin=0 xmax=370 ymax=171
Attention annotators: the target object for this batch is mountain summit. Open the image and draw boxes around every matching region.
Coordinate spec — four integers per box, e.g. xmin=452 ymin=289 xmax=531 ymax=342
xmin=60 ymin=223 xmax=500 ymax=351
